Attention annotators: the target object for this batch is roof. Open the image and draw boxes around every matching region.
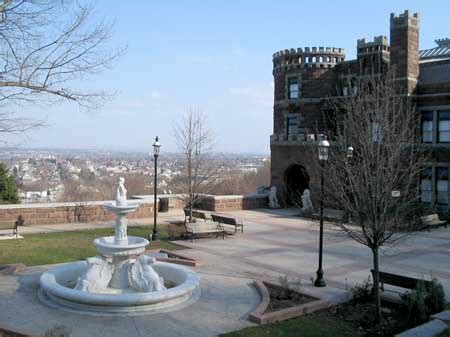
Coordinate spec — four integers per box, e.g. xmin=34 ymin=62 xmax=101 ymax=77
xmin=420 ymin=39 xmax=450 ymax=61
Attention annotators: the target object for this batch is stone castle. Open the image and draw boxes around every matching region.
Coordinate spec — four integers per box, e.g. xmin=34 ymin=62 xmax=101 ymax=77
xmin=270 ymin=10 xmax=450 ymax=212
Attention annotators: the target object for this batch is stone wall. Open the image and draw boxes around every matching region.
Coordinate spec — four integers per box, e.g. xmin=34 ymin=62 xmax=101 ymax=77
xmin=0 ymin=200 xmax=157 ymax=226
xmin=0 ymin=193 xmax=269 ymax=227
xmin=195 ymin=194 xmax=268 ymax=212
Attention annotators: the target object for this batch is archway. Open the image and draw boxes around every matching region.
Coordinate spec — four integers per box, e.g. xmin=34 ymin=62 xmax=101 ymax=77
xmin=284 ymin=164 xmax=310 ymax=206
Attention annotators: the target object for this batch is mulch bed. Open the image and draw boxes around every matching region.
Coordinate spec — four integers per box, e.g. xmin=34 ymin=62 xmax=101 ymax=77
xmin=264 ymin=282 xmax=316 ymax=312
xmin=321 ymin=299 xmax=409 ymax=337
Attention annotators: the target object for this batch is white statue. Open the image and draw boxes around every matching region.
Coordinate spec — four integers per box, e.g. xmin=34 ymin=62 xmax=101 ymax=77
xmin=300 ymin=189 xmax=313 ymax=215
xmin=75 ymin=256 xmax=114 ymax=293
xmin=129 ymin=256 xmax=166 ymax=292
xmin=268 ymin=186 xmax=280 ymax=209
xmin=116 ymin=177 xmax=127 ymax=206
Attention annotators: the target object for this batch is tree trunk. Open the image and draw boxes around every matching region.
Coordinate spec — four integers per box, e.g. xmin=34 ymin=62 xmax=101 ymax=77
xmin=372 ymin=247 xmax=382 ymax=325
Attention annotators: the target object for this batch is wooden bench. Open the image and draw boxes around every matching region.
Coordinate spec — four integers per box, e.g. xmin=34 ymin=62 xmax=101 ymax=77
xmin=371 ymin=269 xmax=433 ymax=294
xmin=420 ymin=214 xmax=447 ymax=231
xmin=185 ymin=222 xmax=225 ymax=242
xmin=184 ymin=208 xmax=211 ymax=223
xmin=211 ymin=214 xmax=244 ymax=233
xmin=0 ymin=216 xmax=23 ymax=237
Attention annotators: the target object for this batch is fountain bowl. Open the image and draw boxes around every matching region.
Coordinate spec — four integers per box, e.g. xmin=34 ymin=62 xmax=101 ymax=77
xmin=39 ymin=261 xmax=200 ymax=315
xmin=103 ymin=202 xmax=139 ymax=214
xmin=93 ymin=236 xmax=149 ymax=256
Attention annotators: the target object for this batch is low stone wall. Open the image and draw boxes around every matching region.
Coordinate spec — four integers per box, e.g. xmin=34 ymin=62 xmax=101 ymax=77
xmin=0 ymin=200 xmax=157 ymax=226
xmin=0 ymin=193 xmax=269 ymax=227
xmin=196 ymin=194 xmax=269 ymax=212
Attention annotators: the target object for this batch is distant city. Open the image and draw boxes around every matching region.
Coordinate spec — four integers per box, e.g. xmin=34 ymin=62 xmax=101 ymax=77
xmin=0 ymin=148 xmax=270 ymax=204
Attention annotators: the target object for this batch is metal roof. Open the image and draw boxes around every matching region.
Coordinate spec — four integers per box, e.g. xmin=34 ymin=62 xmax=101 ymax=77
xmin=420 ymin=39 xmax=450 ymax=60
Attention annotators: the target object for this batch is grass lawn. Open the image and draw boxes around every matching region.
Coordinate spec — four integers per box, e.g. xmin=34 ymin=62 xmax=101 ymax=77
xmin=0 ymin=225 xmax=185 ymax=266
xmin=221 ymin=313 xmax=358 ymax=337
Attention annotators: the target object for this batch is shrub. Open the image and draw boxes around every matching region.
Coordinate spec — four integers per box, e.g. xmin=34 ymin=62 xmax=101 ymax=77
xmin=401 ymin=279 xmax=447 ymax=328
xmin=350 ymin=276 xmax=373 ymax=302
xmin=402 ymin=281 xmax=428 ymax=327
xmin=426 ymin=278 xmax=446 ymax=315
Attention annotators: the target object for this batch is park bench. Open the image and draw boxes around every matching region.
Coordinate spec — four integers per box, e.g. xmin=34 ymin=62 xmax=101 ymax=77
xmin=0 ymin=216 xmax=24 ymax=237
xmin=419 ymin=214 xmax=447 ymax=231
xmin=371 ymin=269 xmax=433 ymax=295
xmin=211 ymin=214 xmax=244 ymax=233
xmin=184 ymin=208 xmax=211 ymax=223
xmin=185 ymin=222 xmax=225 ymax=242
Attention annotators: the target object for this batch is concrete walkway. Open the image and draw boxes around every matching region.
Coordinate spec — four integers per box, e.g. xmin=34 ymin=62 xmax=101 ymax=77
xmin=175 ymin=208 xmax=450 ymax=301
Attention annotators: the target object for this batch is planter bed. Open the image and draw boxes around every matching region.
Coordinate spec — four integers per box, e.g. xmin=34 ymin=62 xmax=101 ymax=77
xmin=249 ymin=280 xmax=334 ymax=324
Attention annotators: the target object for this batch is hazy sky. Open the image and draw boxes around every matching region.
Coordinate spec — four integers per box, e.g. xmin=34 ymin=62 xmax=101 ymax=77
xmin=8 ymin=0 xmax=450 ymax=154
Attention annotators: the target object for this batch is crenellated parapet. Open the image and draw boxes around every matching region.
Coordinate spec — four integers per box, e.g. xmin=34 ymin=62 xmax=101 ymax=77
xmin=357 ymin=35 xmax=389 ymax=55
xmin=273 ymin=46 xmax=345 ymax=73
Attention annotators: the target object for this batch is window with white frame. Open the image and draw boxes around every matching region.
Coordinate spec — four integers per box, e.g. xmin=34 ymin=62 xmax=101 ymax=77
xmin=421 ymin=111 xmax=433 ymax=143
xmin=420 ymin=168 xmax=432 ymax=204
xmin=438 ymin=111 xmax=450 ymax=143
xmin=288 ymin=78 xmax=299 ymax=99
xmin=436 ymin=167 xmax=448 ymax=206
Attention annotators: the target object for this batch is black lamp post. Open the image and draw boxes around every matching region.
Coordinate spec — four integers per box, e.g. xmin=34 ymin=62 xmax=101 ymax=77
xmin=151 ymin=136 xmax=161 ymax=241
xmin=314 ymin=135 xmax=329 ymax=287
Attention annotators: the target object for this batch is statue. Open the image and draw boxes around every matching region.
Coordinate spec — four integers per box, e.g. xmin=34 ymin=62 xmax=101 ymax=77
xmin=300 ymin=189 xmax=313 ymax=216
xmin=268 ymin=186 xmax=280 ymax=209
xmin=129 ymin=256 xmax=166 ymax=292
xmin=116 ymin=177 xmax=127 ymax=206
xmin=75 ymin=256 xmax=114 ymax=293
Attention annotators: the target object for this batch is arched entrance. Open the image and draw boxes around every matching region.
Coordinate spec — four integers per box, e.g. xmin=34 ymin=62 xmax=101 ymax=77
xmin=284 ymin=164 xmax=310 ymax=206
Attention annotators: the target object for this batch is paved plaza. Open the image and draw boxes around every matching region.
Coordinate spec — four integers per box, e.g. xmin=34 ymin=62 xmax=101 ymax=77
xmin=0 ymin=208 xmax=449 ymax=336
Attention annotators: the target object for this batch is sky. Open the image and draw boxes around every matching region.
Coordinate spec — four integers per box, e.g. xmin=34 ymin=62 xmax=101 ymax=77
xmin=8 ymin=0 xmax=450 ymax=154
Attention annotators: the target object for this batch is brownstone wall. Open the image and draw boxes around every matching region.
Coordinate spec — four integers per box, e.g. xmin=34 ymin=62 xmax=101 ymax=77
xmin=390 ymin=10 xmax=420 ymax=94
xmin=195 ymin=194 xmax=268 ymax=212
xmin=0 ymin=200 xmax=157 ymax=226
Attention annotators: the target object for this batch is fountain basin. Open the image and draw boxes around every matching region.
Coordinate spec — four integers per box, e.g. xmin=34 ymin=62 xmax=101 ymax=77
xmin=103 ymin=202 xmax=139 ymax=214
xmin=39 ymin=261 xmax=200 ymax=315
xmin=93 ymin=236 xmax=149 ymax=256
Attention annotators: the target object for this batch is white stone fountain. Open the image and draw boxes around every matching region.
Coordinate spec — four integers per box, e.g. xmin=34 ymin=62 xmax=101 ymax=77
xmin=39 ymin=177 xmax=199 ymax=315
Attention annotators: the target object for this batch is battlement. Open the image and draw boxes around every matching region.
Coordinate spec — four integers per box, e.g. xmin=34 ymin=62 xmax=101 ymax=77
xmin=357 ymin=36 xmax=389 ymax=55
xmin=273 ymin=46 xmax=345 ymax=71
xmin=436 ymin=38 xmax=450 ymax=47
xmin=390 ymin=10 xmax=419 ymax=27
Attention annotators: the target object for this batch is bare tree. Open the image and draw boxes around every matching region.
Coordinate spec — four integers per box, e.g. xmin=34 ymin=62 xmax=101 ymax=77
xmin=0 ymin=0 xmax=122 ymax=135
xmin=173 ymin=109 xmax=215 ymax=222
xmin=319 ymin=70 xmax=429 ymax=324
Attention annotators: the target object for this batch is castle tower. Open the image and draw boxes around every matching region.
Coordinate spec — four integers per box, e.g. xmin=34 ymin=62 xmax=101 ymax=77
xmin=356 ymin=36 xmax=390 ymax=74
xmin=390 ymin=10 xmax=420 ymax=94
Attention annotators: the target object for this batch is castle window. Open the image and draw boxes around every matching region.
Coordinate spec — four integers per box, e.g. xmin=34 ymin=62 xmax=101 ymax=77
xmin=288 ymin=77 xmax=299 ymax=99
xmin=438 ymin=111 xmax=450 ymax=143
xmin=286 ymin=116 xmax=298 ymax=137
xmin=420 ymin=168 xmax=432 ymax=204
xmin=421 ymin=111 xmax=433 ymax=143
xmin=436 ymin=167 xmax=448 ymax=206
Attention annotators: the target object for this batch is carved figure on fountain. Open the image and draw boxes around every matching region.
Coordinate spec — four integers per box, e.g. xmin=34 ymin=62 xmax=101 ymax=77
xmin=74 ymin=256 xmax=114 ymax=293
xmin=116 ymin=177 xmax=128 ymax=207
xmin=129 ymin=256 xmax=166 ymax=292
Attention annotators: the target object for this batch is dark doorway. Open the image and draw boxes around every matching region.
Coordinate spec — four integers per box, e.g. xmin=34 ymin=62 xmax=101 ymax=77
xmin=284 ymin=164 xmax=310 ymax=206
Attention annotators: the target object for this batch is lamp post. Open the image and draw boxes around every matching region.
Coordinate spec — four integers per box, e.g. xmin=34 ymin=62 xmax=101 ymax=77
xmin=314 ymin=135 xmax=329 ymax=287
xmin=151 ymin=136 xmax=161 ymax=241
